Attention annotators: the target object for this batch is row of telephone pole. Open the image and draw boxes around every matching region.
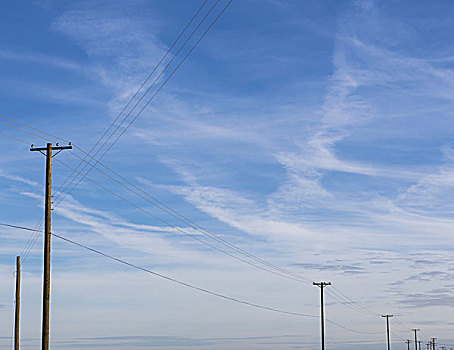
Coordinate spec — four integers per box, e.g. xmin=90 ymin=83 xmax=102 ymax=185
xmin=310 ymin=281 xmax=446 ymax=350
xmin=9 ymin=144 xmax=450 ymax=350
xmin=405 ymin=336 xmax=445 ymax=350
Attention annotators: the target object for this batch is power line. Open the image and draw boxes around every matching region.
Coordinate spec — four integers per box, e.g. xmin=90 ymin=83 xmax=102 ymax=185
xmin=0 ymin=127 xmax=314 ymax=288
xmin=51 ymin=231 xmax=319 ymax=318
xmin=1 ymin=222 xmax=317 ymax=318
xmin=53 ymin=0 xmax=231 ymax=208
xmin=52 ymin=157 xmax=312 ymax=284
xmin=2 ymin=221 xmax=383 ymax=335
xmin=392 ymin=330 xmax=407 ymax=342
xmin=326 ymin=286 xmax=380 ymax=317
xmin=0 ymin=121 xmax=401 ymax=324
xmin=0 ymin=131 xmax=31 ymax=145
xmin=2 ymin=1 xmax=231 ymax=263
xmin=325 ymin=318 xmax=381 ymax=335
xmin=63 ymin=148 xmax=398 ymax=323
xmin=65 ymin=149 xmax=313 ymax=284
xmin=0 ymin=120 xmax=52 ymax=143
xmin=64 ymin=145 xmax=393 ymax=319
xmin=0 ymin=121 xmax=60 ymax=262
xmin=51 ymin=0 xmax=213 ymax=206
xmin=0 ymin=114 xmax=68 ymax=144
xmin=0 ymin=123 xmax=392 ymax=321
xmin=0 ymin=0 xmax=345 ymax=311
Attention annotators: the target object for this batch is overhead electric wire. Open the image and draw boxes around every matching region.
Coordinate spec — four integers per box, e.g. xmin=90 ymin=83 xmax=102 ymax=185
xmin=51 ymin=231 xmax=319 ymax=319
xmin=0 ymin=115 xmax=64 ymax=261
xmin=83 ymin=0 xmax=234 ymax=168
xmin=2 ymin=221 xmax=385 ymax=335
xmin=0 ymin=120 xmax=53 ymax=143
xmin=391 ymin=330 xmax=406 ymax=342
xmin=52 ymin=157 xmax=312 ymax=284
xmin=0 ymin=129 xmax=50 ymax=262
xmin=0 ymin=0 xmax=441 ymax=331
xmin=325 ymin=286 xmax=381 ymax=317
xmin=0 ymin=114 xmax=69 ymax=144
xmin=52 ymin=154 xmax=414 ymax=334
xmin=66 ymin=146 xmax=402 ymax=320
xmin=0 ymin=128 xmax=425 ymax=334
xmin=20 ymin=216 xmax=44 ymax=261
xmin=0 ymin=118 xmax=310 ymax=286
xmin=66 ymin=148 xmax=314 ymax=284
xmin=51 ymin=0 xmax=212 ymax=205
xmin=331 ymin=285 xmax=380 ymax=315
xmin=325 ymin=289 xmax=380 ymax=317
xmin=0 ymin=118 xmax=391 ymax=318
xmin=392 ymin=315 xmax=417 ymax=333
xmin=0 ymin=0 xmax=324 ymax=299
xmin=324 ymin=319 xmax=381 ymax=335
xmin=1 ymin=122 xmax=391 ymax=324
xmin=52 ymin=0 xmax=228 ymax=208
xmin=1 ymin=222 xmax=317 ymax=319
xmin=0 ymin=132 xmax=31 ymax=145
xmin=0 ymin=118 xmax=394 ymax=323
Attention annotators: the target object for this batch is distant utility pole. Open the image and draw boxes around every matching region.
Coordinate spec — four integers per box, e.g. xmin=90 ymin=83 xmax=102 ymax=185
xmin=31 ymin=143 xmax=72 ymax=350
xmin=412 ymin=329 xmax=420 ymax=350
xmin=14 ymin=256 xmax=21 ymax=350
xmin=427 ymin=343 xmax=431 ymax=350
xmin=431 ymin=338 xmax=437 ymax=350
xmin=407 ymin=340 xmax=412 ymax=350
xmin=382 ymin=314 xmax=393 ymax=350
xmin=419 ymin=341 xmax=422 ymax=350
xmin=313 ymin=282 xmax=331 ymax=350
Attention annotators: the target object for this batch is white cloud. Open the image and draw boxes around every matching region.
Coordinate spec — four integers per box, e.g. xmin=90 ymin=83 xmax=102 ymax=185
xmin=52 ymin=3 xmax=166 ymax=114
xmin=0 ymin=170 xmax=39 ymax=187
xmin=396 ymin=146 xmax=454 ymax=217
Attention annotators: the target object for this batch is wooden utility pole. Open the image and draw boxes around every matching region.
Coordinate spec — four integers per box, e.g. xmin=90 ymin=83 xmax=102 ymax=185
xmin=31 ymin=143 xmax=71 ymax=350
xmin=382 ymin=314 xmax=393 ymax=350
xmin=412 ymin=329 xmax=420 ymax=350
xmin=431 ymin=338 xmax=437 ymax=350
xmin=313 ymin=282 xmax=331 ymax=350
xmin=419 ymin=341 xmax=422 ymax=350
xmin=14 ymin=256 xmax=21 ymax=350
xmin=407 ymin=340 xmax=412 ymax=350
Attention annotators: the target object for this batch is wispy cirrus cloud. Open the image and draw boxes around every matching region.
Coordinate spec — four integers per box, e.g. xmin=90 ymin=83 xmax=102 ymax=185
xmin=0 ymin=170 xmax=39 ymax=187
xmin=399 ymin=291 xmax=454 ymax=308
xmin=52 ymin=2 xmax=165 ymax=112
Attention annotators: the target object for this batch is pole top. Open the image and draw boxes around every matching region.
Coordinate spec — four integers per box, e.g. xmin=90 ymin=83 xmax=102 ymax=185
xmin=30 ymin=143 xmax=72 ymax=152
xmin=313 ymin=281 xmax=331 ymax=286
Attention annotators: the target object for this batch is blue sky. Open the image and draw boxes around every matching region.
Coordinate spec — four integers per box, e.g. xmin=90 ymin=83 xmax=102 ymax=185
xmin=1 ymin=0 xmax=454 ymax=349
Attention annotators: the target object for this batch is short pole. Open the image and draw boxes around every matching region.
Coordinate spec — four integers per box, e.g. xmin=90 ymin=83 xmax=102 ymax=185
xmin=14 ymin=256 xmax=21 ymax=350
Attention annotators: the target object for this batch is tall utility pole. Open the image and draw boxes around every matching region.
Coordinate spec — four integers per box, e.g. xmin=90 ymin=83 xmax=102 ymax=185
xmin=412 ymin=329 xmax=420 ymax=350
xmin=313 ymin=282 xmax=331 ymax=350
xmin=407 ymin=340 xmax=412 ymax=350
xmin=382 ymin=314 xmax=393 ymax=350
xmin=14 ymin=256 xmax=21 ymax=350
xmin=31 ymin=143 xmax=72 ymax=350
xmin=431 ymin=338 xmax=437 ymax=350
